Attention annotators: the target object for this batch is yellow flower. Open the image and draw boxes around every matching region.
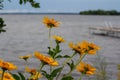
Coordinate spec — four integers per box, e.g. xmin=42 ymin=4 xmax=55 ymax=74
xmin=0 ymin=71 xmax=15 ymax=80
xmin=30 ymin=71 xmax=42 ymax=80
xmin=43 ymin=16 xmax=60 ymax=28
xmin=69 ymin=41 xmax=100 ymax=55
xmin=69 ymin=41 xmax=88 ymax=54
xmin=76 ymin=62 xmax=96 ymax=75
xmin=19 ymin=54 xmax=31 ymax=61
xmin=88 ymin=42 xmax=100 ymax=50
xmin=52 ymin=35 xmax=65 ymax=43
xmin=25 ymin=66 xmax=37 ymax=74
xmin=25 ymin=66 xmax=42 ymax=79
xmin=34 ymin=51 xmax=59 ymax=66
xmin=88 ymin=50 xmax=96 ymax=54
xmin=0 ymin=60 xmax=17 ymax=71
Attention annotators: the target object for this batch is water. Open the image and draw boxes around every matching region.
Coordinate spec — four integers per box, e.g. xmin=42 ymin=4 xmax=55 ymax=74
xmin=0 ymin=14 xmax=120 ymax=80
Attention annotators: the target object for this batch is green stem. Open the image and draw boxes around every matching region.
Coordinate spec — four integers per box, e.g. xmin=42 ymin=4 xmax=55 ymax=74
xmin=1 ymin=69 xmax=6 ymax=80
xmin=67 ymin=53 xmax=87 ymax=76
xmin=56 ymin=52 xmax=77 ymax=80
xmin=63 ymin=52 xmax=76 ymax=67
xmin=75 ymin=53 xmax=87 ymax=68
xmin=49 ymin=28 xmax=53 ymax=73
xmin=50 ymin=66 xmax=53 ymax=73
xmin=49 ymin=28 xmax=52 ymax=48
xmin=78 ymin=74 xmax=83 ymax=80
xmin=36 ymin=62 xmax=44 ymax=80
xmin=39 ymin=62 xmax=44 ymax=71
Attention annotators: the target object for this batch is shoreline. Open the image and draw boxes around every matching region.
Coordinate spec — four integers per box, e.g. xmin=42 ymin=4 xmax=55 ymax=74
xmin=0 ymin=12 xmax=79 ymax=15
xmin=0 ymin=13 xmax=120 ymax=16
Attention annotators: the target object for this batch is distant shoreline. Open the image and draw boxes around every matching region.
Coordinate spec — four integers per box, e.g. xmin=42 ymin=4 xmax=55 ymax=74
xmin=0 ymin=12 xmax=79 ymax=15
xmin=80 ymin=9 xmax=120 ymax=15
xmin=1 ymin=12 xmax=120 ymax=16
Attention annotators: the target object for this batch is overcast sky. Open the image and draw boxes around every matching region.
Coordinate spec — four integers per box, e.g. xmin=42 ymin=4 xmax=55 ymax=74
xmin=1 ymin=0 xmax=120 ymax=13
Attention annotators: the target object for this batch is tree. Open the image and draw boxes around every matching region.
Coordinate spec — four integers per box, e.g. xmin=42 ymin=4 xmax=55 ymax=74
xmin=0 ymin=17 xmax=6 ymax=33
xmin=0 ymin=0 xmax=40 ymax=9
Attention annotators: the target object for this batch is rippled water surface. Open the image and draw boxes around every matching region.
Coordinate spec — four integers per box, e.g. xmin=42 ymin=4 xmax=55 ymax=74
xmin=0 ymin=14 xmax=120 ymax=80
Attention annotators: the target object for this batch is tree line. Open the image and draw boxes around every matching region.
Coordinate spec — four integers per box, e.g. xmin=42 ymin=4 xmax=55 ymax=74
xmin=80 ymin=9 xmax=120 ymax=15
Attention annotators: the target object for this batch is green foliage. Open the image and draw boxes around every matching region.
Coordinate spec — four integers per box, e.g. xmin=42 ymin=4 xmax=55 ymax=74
xmin=11 ymin=72 xmax=26 ymax=80
xmin=55 ymin=55 xmax=70 ymax=59
xmin=50 ymin=67 xmax=63 ymax=78
xmin=0 ymin=0 xmax=40 ymax=9
xmin=0 ymin=2 xmax=3 ymax=9
xmin=80 ymin=9 xmax=120 ymax=15
xmin=41 ymin=67 xmax=62 ymax=80
xmin=67 ymin=60 xmax=75 ymax=71
xmin=0 ymin=17 xmax=6 ymax=33
xmin=19 ymin=0 xmax=40 ymax=8
xmin=48 ymin=41 xmax=70 ymax=59
xmin=61 ymin=75 xmax=74 ymax=80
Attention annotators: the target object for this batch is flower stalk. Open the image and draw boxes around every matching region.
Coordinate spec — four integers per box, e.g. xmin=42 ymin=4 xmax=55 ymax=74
xmin=67 ymin=53 xmax=87 ymax=76
xmin=78 ymin=74 xmax=83 ymax=80
xmin=49 ymin=28 xmax=52 ymax=48
xmin=56 ymin=52 xmax=77 ymax=80
xmin=1 ymin=69 xmax=5 ymax=80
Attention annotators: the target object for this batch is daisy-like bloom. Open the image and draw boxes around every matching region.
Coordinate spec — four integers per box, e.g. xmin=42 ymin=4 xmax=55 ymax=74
xmin=52 ymin=35 xmax=65 ymax=43
xmin=76 ymin=62 xmax=96 ymax=75
xmin=0 ymin=71 xmax=15 ymax=80
xmin=69 ymin=41 xmax=89 ymax=54
xmin=69 ymin=40 xmax=100 ymax=55
xmin=88 ymin=42 xmax=100 ymax=54
xmin=25 ymin=66 xmax=42 ymax=79
xmin=30 ymin=72 xmax=41 ymax=80
xmin=19 ymin=54 xmax=31 ymax=61
xmin=0 ymin=60 xmax=17 ymax=71
xmin=34 ymin=51 xmax=59 ymax=66
xmin=42 ymin=16 xmax=60 ymax=28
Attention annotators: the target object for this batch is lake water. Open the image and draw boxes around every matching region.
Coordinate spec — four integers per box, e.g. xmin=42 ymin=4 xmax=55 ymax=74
xmin=0 ymin=14 xmax=120 ymax=80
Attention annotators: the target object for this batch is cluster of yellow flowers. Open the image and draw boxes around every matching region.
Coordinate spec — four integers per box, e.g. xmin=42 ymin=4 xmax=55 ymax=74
xmin=0 ymin=16 xmax=101 ymax=80
xmin=69 ymin=40 xmax=100 ymax=55
xmin=76 ymin=62 xmax=96 ymax=75
xmin=25 ymin=66 xmax=42 ymax=80
xmin=42 ymin=16 xmax=100 ymax=77
xmin=34 ymin=51 xmax=59 ymax=66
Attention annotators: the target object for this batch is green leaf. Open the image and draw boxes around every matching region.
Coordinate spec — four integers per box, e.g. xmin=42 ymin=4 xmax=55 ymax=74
xmin=0 ymin=17 xmax=6 ymax=33
xmin=19 ymin=0 xmax=40 ymax=8
xmin=18 ymin=72 xmax=26 ymax=80
xmin=19 ymin=0 xmax=23 ymax=4
xmin=48 ymin=47 xmax=54 ymax=57
xmin=55 ymin=55 xmax=63 ymax=58
xmin=11 ymin=73 xmax=20 ymax=80
xmin=63 ymin=55 xmax=71 ymax=58
xmin=67 ymin=60 xmax=75 ymax=71
xmin=32 ymin=3 xmax=40 ymax=8
xmin=50 ymin=67 xmax=62 ymax=78
xmin=41 ymin=70 xmax=51 ymax=79
xmin=55 ymin=55 xmax=70 ymax=59
xmin=23 ymin=0 xmax=27 ymax=4
xmin=61 ymin=75 xmax=74 ymax=80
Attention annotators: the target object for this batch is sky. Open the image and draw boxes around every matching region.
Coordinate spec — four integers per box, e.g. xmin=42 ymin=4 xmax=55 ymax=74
xmin=1 ymin=0 xmax=120 ymax=13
